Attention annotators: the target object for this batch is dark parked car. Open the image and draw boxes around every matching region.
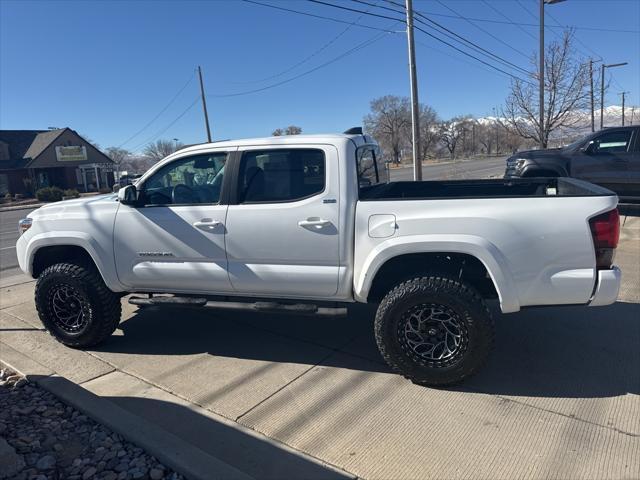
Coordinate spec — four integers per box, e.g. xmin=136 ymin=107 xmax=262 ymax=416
xmin=505 ymin=126 xmax=640 ymax=200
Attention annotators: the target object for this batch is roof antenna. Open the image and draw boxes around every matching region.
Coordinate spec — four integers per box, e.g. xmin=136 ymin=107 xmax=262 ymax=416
xmin=343 ymin=127 xmax=363 ymax=135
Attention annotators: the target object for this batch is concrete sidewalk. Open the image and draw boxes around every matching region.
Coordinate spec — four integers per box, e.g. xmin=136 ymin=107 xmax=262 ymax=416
xmin=1 ymin=216 xmax=639 ymax=479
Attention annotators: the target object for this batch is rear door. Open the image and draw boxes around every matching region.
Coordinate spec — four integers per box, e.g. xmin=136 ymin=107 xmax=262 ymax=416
xmin=224 ymin=145 xmax=341 ymax=298
xmin=572 ymin=129 xmax=635 ymax=194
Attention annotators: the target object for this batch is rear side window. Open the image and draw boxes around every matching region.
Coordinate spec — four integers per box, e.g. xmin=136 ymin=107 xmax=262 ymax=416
xmin=357 ymin=146 xmax=381 ymax=188
xmin=238 ymin=149 xmax=325 ymax=203
xmin=589 ymin=131 xmax=632 ymax=154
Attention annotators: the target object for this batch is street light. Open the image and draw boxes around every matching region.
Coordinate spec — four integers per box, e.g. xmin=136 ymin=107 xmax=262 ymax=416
xmin=539 ymin=0 xmax=566 ymax=149
xmin=173 ymin=138 xmax=179 ymax=151
xmin=600 ymin=62 xmax=628 ymax=129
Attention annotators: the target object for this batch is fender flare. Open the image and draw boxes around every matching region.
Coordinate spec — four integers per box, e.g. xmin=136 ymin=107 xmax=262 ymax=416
xmin=22 ymin=232 xmax=125 ymax=292
xmin=354 ymin=234 xmax=521 ymax=313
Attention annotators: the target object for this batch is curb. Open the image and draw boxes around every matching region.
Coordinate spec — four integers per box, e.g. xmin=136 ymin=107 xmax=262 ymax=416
xmin=0 ymin=203 xmax=44 ymax=213
xmin=0 ymin=346 xmax=252 ymax=480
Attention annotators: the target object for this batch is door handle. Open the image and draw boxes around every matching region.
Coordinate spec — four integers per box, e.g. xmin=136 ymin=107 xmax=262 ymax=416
xmin=193 ymin=220 xmax=221 ymax=231
xmin=298 ymin=217 xmax=330 ymax=228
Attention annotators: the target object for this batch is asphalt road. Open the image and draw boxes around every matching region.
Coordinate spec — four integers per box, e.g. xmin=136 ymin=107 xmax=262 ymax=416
xmin=389 ymin=155 xmax=507 ymax=181
xmin=0 ymin=207 xmax=35 ymax=280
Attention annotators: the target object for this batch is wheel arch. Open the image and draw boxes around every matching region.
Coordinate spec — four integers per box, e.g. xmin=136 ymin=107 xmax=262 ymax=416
xmin=355 ymin=235 xmax=520 ymax=313
xmin=24 ymin=233 xmax=124 ymax=292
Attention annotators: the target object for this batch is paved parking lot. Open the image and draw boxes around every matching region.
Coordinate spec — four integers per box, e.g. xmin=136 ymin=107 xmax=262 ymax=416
xmin=1 ymin=205 xmax=638 ymax=479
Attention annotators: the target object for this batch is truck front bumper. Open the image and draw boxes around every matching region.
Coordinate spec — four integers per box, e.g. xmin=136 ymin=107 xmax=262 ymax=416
xmin=589 ymin=266 xmax=621 ymax=307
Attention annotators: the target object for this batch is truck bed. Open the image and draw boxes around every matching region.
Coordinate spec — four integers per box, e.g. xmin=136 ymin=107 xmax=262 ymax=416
xmin=359 ymin=177 xmax=615 ymax=201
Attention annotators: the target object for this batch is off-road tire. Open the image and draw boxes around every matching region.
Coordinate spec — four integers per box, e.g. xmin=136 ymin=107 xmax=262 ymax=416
xmin=35 ymin=262 xmax=122 ymax=348
xmin=375 ymin=275 xmax=494 ymax=386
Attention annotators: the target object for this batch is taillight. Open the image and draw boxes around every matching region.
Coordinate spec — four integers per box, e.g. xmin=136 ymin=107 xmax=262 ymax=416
xmin=589 ymin=209 xmax=620 ymax=269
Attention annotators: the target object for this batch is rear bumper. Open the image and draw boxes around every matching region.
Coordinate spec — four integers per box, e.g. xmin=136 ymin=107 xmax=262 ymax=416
xmin=589 ymin=266 xmax=621 ymax=307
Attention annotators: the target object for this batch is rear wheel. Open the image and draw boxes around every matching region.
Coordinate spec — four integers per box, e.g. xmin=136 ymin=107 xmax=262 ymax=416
xmin=35 ymin=262 xmax=121 ymax=348
xmin=375 ymin=275 xmax=494 ymax=386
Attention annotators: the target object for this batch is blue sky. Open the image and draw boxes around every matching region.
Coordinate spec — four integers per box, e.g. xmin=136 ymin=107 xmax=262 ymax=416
xmin=1 ymin=0 xmax=638 ymax=152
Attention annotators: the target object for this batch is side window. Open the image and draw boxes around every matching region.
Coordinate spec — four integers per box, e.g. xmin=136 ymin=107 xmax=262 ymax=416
xmin=356 ymin=146 xmax=380 ymax=188
xmin=589 ymin=131 xmax=632 ymax=154
xmin=141 ymin=153 xmax=227 ymax=205
xmin=238 ymin=149 xmax=325 ymax=203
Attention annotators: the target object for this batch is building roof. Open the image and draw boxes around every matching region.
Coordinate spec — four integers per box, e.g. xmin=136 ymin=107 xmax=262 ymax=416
xmin=0 ymin=128 xmax=112 ymax=170
xmin=0 ymin=130 xmax=50 ymax=168
xmin=23 ymin=129 xmax=66 ymax=160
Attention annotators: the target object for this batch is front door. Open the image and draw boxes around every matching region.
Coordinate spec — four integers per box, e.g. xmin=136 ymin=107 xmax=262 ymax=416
xmin=572 ymin=129 xmax=635 ymax=194
xmin=114 ymin=150 xmax=233 ymax=293
xmin=224 ymin=146 xmax=340 ymax=298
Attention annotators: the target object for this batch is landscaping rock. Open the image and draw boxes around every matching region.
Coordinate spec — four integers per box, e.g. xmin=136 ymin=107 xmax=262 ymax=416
xmin=0 ymin=368 xmax=183 ymax=480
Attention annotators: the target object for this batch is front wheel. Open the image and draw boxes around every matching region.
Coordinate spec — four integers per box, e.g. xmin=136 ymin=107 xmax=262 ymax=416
xmin=35 ymin=262 xmax=122 ymax=348
xmin=375 ymin=275 xmax=494 ymax=386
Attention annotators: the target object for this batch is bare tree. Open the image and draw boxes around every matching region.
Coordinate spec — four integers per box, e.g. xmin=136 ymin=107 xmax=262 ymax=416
xmin=143 ymin=139 xmax=183 ymax=163
xmin=364 ymin=95 xmax=411 ymax=164
xmin=502 ymin=31 xmax=590 ymax=148
xmin=105 ymin=147 xmax=131 ymax=176
xmin=439 ymin=117 xmax=470 ymax=159
xmin=272 ymin=126 xmax=302 ymax=136
xmin=404 ymin=104 xmax=439 ymax=161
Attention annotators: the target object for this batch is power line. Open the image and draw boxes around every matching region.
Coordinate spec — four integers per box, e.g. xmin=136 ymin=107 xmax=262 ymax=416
xmin=240 ymin=0 xmax=397 ymax=33
xmin=357 ymin=0 xmax=532 ymax=76
xmin=407 ymin=1 xmax=639 ymax=34
xmin=118 ymin=73 xmax=195 ymax=148
xmin=250 ymin=0 xmax=535 ymax=87
xmin=346 ymin=0 xmax=531 ymax=75
xmin=480 ymin=0 xmax=537 ymax=41
xmin=538 ymin=1 xmax=602 ymax=60
xmin=433 ymin=0 xmax=530 ymax=58
xmin=413 ymin=24 xmax=536 ymax=86
xmin=415 ymin=38 xmax=519 ymax=83
xmin=407 ymin=4 xmax=530 ymax=74
xmin=129 ymin=97 xmax=200 ymax=153
xmin=306 ymin=0 xmax=404 ymax=23
xmin=234 ymin=0 xmax=381 ymax=85
xmin=206 ymin=30 xmax=393 ymax=98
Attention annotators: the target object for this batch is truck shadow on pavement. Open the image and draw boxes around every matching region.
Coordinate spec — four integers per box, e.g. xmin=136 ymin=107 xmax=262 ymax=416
xmin=462 ymin=301 xmax=640 ymax=398
xmin=96 ymin=301 xmax=639 ymax=399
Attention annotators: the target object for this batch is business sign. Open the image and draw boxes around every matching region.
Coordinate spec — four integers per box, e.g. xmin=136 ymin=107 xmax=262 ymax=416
xmin=56 ymin=146 xmax=88 ymax=162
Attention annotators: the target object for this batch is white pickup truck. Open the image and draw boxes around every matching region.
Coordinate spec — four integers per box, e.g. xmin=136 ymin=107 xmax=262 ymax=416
xmin=16 ymin=129 xmax=622 ymax=385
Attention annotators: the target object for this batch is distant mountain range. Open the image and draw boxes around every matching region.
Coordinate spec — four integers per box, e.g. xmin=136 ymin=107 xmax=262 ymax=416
xmin=478 ymin=104 xmax=638 ymax=133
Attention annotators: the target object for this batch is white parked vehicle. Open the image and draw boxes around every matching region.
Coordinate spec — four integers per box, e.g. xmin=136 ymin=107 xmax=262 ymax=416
xmin=17 ymin=129 xmax=622 ymax=385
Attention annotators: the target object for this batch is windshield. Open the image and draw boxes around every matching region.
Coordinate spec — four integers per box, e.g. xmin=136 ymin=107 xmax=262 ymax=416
xmin=564 ymin=133 xmax=592 ymax=151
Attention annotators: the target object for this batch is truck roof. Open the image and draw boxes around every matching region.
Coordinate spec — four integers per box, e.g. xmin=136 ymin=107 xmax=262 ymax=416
xmin=175 ymin=132 xmax=375 ymax=156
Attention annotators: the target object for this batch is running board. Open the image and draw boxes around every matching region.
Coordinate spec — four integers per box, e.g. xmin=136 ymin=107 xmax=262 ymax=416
xmin=128 ymin=296 xmax=208 ymax=306
xmin=128 ymin=296 xmax=345 ymax=315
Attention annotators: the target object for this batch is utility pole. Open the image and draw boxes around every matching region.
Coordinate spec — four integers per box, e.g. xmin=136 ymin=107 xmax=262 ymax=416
xmin=539 ymin=0 xmax=545 ymax=149
xmin=589 ymin=59 xmax=595 ymax=132
xmin=405 ymin=0 xmax=422 ymax=181
xmin=198 ymin=66 xmax=212 ymax=143
xmin=539 ymin=1 xmax=566 ymax=148
xmin=619 ymin=92 xmax=629 ymax=126
xmin=600 ymin=62 xmax=628 ymax=129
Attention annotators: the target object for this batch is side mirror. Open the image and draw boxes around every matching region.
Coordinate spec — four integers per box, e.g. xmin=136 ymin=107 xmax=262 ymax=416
xmin=118 ymin=184 xmax=138 ymax=206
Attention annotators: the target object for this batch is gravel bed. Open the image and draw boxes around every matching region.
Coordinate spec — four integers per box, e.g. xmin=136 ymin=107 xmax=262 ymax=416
xmin=0 ymin=368 xmax=185 ymax=480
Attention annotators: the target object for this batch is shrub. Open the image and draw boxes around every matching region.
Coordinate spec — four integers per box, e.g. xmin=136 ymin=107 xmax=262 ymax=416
xmin=63 ymin=189 xmax=80 ymax=199
xmin=36 ymin=186 xmax=64 ymax=202
xmin=98 ymin=187 xmax=111 ymax=194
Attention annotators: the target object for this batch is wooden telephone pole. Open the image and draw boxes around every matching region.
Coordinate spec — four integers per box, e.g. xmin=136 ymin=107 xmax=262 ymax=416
xmin=198 ymin=66 xmax=212 ymax=143
xmin=405 ymin=0 xmax=422 ymax=181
